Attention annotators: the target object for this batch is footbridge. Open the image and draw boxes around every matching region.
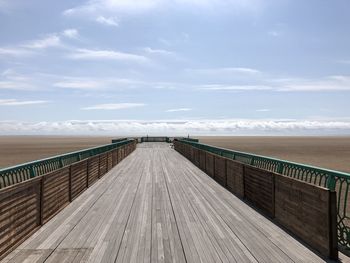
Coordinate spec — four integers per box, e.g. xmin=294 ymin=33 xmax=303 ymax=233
xmin=0 ymin=137 xmax=348 ymax=262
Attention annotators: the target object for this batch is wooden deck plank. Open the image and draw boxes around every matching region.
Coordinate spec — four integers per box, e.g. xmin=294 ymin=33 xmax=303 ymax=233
xmin=2 ymin=143 xmax=328 ymax=263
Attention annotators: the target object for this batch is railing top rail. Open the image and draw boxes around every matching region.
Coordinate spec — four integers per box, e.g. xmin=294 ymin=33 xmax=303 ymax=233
xmin=0 ymin=138 xmax=134 ymax=173
xmin=178 ymin=139 xmax=350 ymax=179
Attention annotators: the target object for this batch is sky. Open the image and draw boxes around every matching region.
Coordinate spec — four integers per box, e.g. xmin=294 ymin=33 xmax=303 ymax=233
xmin=0 ymin=0 xmax=350 ymax=135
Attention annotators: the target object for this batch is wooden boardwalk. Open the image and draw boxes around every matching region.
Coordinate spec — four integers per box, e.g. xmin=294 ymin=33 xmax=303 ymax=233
xmin=2 ymin=143 xmax=328 ymax=263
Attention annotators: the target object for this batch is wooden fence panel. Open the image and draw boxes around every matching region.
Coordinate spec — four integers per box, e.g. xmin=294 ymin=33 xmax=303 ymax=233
xmin=275 ymin=174 xmax=337 ymax=258
xmin=214 ymin=155 xmax=226 ymax=186
xmin=99 ymin=153 xmax=108 ymax=177
xmin=244 ymin=165 xmax=275 ymax=217
xmin=191 ymin=147 xmax=196 ymax=163
xmin=107 ymin=152 xmax=113 ymax=171
xmin=199 ymin=150 xmax=206 ymax=171
xmin=205 ymin=152 xmax=215 ymax=178
xmin=112 ymin=149 xmax=118 ymax=166
xmin=193 ymin=148 xmax=200 ymax=167
xmin=88 ymin=156 xmax=99 ymax=186
xmin=226 ymin=159 xmax=244 ymax=198
xmin=0 ymin=179 xmax=41 ymax=259
xmin=118 ymin=148 xmax=122 ymax=163
xmin=42 ymin=167 xmax=70 ymax=223
xmin=70 ymin=160 xmax=88 ymax=200
xmin=121 ymin=147 xmax=125 ymax=160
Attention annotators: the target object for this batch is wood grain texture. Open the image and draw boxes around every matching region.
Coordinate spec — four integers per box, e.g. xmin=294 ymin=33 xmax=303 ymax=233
xmin=244 ymin=165 xmax=275 ymax=217
xmin=226 ymin=159 xmax=245 ymax=198
xmin=2 ymin=143 xmax=327 ymax=263
xmin=275 ymin=174 xmax=335 ymax=258
xmin=70 ymin=159 xmax=88 ymax=200
xmin=88 ymin=156 xmax=99 ymax=186
xmin=174 ymin=142 xmax=338 ymax=259
xmin=0 ymin=178 xmax=41 ymax=259
xmin=112 ymin=149 xmax=118 ymax=167
xmin=0 ymin=141 xmax=136 ymax=262
xmin=214 ymin=155 xmax=226 ymax=186
xmin=192 ymin=147 xmax=200 ymax=167
xmin=99 ymin=153 xmax=108 ymax=178
xmin=107 ymin=152 xmax=113 ymax=171
xmin=41 ymin=167 xmax=70 ymax=223
xmin=199 ymin=149 xmax=206 ymax=171
xmin=205 ymin=152 xmax=215 ymax=178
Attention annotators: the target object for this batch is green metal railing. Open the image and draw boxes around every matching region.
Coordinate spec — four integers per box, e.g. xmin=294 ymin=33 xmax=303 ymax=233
xmin=178 ymin=139 xmax=350 ymax=253
xmin=0 ymin=139 xmax=134 ymax=189
xmin=141 ymin=136 xmax=170 ymax=143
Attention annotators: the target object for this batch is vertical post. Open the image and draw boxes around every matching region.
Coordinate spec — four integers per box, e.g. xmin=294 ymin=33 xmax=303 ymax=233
xmin=59 ymin=158 xmax=64 ymax=168
xmin=98 ymin=155 xmax=101 ymax=179
xmin=277 ymin=162 xmax=283 ymax=174
xmin=86 ymin=158 xmax=89 ymax=188
xmin=68 ymin=165 xmax=72 ymax=202
xmin=30 ymin=166 xmax=36 ymax=178
xmin=329 ymin=191 xmax=338 ymax=260
xmin=327 ymin=175 xmax=336 ymax=191
xmin=39 ymin=177 xmax=44 ymax=226
xmin=225 ymin=159 xmax=228 ymax=188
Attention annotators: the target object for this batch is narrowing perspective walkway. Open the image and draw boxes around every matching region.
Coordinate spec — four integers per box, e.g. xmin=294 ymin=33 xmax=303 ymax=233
xmin=2 ymin=143 xmax=326 ymax=262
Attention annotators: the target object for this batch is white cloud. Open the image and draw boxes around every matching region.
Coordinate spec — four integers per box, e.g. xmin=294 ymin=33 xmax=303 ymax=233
xmin=0 ymin=47 xmax=33 ymax=57
xmin=63 ymin=0 xmax=264 ymax=17
xmin=256 ymin=109 xmax=270 ymax=112
xmin=0 ymin=70 xmax=38 ymax=90
xmin=188 ymin=67 xmax=261 ymax=75
xmin=62 ymin=29 xmax=79 ymax=39
xmin=68 ymin=48 xmax=148 ymax=62
xmin=198 ymin=75 xmax=350 ymax=92
xmin=22 ymin=35 xmax=61 ymax=49
xmin=166 ymin=108 xmax=192 ymax=112
xmin=198 ymin=84 xmax=272 ymax=91
xmin=1 ymin=119 xmax=350 ymax=135
xmin=96 ymin=16 xmax=119 ymax=26
xmin=82 ymin=103 xmax=146 ymax=110
xmin=275 ymin=75 xmax=350 ymax=92
xmin=143 ymin=47 xmax=174 ymax=56
xmin=54 ymin=80 xmax=101 ymax=89
xmin=0 ymin=99 xmax=48 ymax=106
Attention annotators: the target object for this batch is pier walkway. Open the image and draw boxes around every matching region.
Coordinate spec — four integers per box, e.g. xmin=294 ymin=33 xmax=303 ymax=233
xmin=2 ymin=143 xmax=326 ymax=262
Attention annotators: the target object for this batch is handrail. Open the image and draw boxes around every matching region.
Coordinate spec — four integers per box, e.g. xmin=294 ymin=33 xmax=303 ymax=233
xmin=0 ymin=138 xmax=133 ymax=189
xmin=177 ymin=138 xmax=350 ymax=252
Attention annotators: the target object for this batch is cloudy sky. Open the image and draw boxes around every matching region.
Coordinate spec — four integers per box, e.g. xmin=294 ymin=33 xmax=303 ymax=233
xmin=0 ymin=0 xmax=349 ymax=135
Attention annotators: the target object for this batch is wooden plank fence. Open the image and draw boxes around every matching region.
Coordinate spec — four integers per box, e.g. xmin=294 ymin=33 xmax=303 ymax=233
xmin=0 ymin=140 xmax=137 ymax=261
xmin=174 ymin=140 xmax=338 ymax=259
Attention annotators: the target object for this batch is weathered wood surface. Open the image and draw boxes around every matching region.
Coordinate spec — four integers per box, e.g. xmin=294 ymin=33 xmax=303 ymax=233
xmin=199 ymin=149 xmax=206 ymax=171
xmin=88 ymin=156 xmax=99 ymax=186
xmin=2 ymin=143 xmax=327 ymax=263
xmin=226 ymin=159 xmax=244 ymax=198
xmin=42 ymin=167 xmax=70 ymax=223
xmin=70 ymin=160 xmax=88 ymax=200
xmin=99 ymin=153 xmax=108 ymax=178
xmin=214 ymin=155 xmax=226 ymax=186
xmin=0 ymin=178 xmax=41 ymax=258
xmin=205 ymin=152 xmax=215 ymax=178
xmin=244 ymin=165 xmax=275 ymax=217
xmin=275 ymin=174 xmax=337 ymax=258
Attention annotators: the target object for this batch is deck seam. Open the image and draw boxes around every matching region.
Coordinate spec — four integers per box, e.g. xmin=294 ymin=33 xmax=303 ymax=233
xmin=113 ymin=158 xmax=145 ymax=263
xmin=160 ymin=152 xmax=188 ymax=263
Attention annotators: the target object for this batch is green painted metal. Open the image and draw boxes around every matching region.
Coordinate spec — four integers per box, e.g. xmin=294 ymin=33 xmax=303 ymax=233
xmin=0 ymin=138 xmax=134 ymax=189
xmin=141 ymin=136 xmax=170 ymax=142
xmin=111 ymin=138 xmax=128 ymax=143
xmin=178 ymin=139 xmax=350 ymax=253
